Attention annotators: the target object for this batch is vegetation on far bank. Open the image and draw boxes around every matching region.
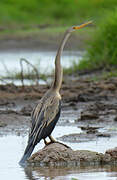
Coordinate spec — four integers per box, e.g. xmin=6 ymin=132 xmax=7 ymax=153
xmin=0 ymin=0 xmax=117 ymax=29
xmin=77 ymin=9 xmax=117 ymax=71
xmin=1 ymin=6 xmax=117 ymax=83
xmin=62 ymin=7 xmax=117 ymax=76
xmin=0 ymin=0 xmax=113 ymax=40
xmin=0 ymin=0 xmax=117 ymax=83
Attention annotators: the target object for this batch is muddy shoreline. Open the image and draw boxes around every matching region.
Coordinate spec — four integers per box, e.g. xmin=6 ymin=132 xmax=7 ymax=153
xmin=0 ymin=33 xmax=87 ymax=52
xmin=0 ymin=76 xmax=117 ymax=140
xmin=1 ymin=73 xmax=117 ymax=169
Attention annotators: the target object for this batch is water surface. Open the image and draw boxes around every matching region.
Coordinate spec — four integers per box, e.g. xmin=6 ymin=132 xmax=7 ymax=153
xmin=1 ymin=125 xmax=117 ymax=180
xmin=0 ymin=50 xmax=82 ymax=76
xmin=0 ymin=50 xmax=117 ymax=179
xmin=0 ymin=50 xmax=82 ymax=85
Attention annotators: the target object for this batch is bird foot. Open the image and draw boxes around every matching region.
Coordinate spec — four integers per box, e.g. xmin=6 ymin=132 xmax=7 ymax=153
xmin=49 ymin=135 xmax=56 ymax=143
xmin=44 ymin=139 xmax=50 ymax=146
xmin=44 ymin=139 xmax=70 ymax=148
xmin=55 ymin=141 xmax=70 ymax=149
xmin=44 ymin=138 xmax=56 ymax=146
xmin=44 ymin=136 xmax=70 ymax=148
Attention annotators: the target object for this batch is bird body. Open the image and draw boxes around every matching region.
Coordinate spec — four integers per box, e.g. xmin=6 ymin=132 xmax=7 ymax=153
xmin=19 ymin=90 xmax=61 ymax=164
xmin=30 ymin=90 xmax=61 ymax=144
xmin=19 ymin=21 xmax=92 ymax=165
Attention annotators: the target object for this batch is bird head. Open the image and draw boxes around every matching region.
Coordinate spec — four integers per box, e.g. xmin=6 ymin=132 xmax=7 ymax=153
xmin=67 ymin=21 xmax=93 ymax=33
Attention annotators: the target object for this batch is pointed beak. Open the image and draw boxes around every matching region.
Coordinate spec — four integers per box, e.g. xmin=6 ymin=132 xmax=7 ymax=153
xmin=73 ymin=21 xmax=93 ymax=29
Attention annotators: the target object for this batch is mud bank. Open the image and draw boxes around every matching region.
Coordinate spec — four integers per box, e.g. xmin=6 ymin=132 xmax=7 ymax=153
xmin=28 ymin=142 xmax=117 ymax=167
xmin=0 ymin=76 xmax=117 ymax=137
xmin=0 ymin=32 xmax=86 ymax=52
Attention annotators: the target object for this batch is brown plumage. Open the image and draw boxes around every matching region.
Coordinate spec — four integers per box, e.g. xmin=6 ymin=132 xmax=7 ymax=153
xmin=19 ymin=21 xmax=92 ymax=165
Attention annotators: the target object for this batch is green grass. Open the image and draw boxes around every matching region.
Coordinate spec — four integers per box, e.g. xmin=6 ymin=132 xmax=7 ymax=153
xmin=1 ymin=68 xmax=48 ymax=85
xmin=63 ymin=60 xmax=80 ymax=75
xmin=90 ymin=70 xmax=117 ymax=81
xmin=0 ymin=0 xmax=117 ymax=29
xmin=0 ymin=26 xmax=69 ymax=38
xmin=0 ymin=0 xmax=116 ymax=53
xmin=1 ymin=59 xmax=48 ymax=82
xmin=14 ymin=71 xmax=47 ymax=81
xmin=77 ymin=8 xmax=117 ymax=71
xmin=1 ymin=0 xmax=117 ymax=80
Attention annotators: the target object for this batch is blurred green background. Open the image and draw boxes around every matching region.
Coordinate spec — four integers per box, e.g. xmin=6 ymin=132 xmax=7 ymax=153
xmin=0 ymin=0 xmax=116 ymax=28
xmin=0 ymin=0 xmax=117 ymax=73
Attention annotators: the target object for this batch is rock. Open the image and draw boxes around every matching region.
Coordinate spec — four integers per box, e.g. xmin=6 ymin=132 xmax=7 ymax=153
xmin=103 ymin=147 xmax=117 ymax=163
xmin=86 ymin=129 xmax=98 ymax=134
xmin=77 ymin=94 xmax=90 ymax=102
xmin=99 ymin=83 xmax=116 ymax=91
xmin=58 ymin=133 xmax=97 ymax=143
xmin=80 ymin=126 xmax=99 ymax=134
xmin=0 ymin=109 xmax=18 ymax=115
xmin=114 ymin=116 xmax=117 ymax=121
xmin=96 ymin=133 xmax=111 ymax=137
xmin=20 ymin=105 xmax=33 ymax=116
xmin=105 ymin=147 xmax=117 ymax=160
xmin=28 ymin=142 xmax=103 ymax=166
xmin=0 ymin=121 xmax=7 ymax=127
xmin=80 ymin=110 xmax=99 ymax=120
xmin=27 ymin=143 xmax=117 ymax=167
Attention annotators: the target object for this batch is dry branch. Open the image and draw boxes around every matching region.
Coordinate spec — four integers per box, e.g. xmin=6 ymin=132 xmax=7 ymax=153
xmin=20 ymin=58 xmax=39 ymax=87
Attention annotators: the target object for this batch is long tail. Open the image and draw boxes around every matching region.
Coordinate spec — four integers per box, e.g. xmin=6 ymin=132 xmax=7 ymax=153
xmin=19 ymin=143 xmax=34 ymax=165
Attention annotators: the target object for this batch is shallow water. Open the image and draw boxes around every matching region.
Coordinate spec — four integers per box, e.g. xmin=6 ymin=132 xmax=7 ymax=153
xmin=0 ymin=50 xmax=82 ymax=75
xmin=1 ymin=125 xmax=117 ymax=180
xmin=0 ymin=50 xmax=82 ymax=85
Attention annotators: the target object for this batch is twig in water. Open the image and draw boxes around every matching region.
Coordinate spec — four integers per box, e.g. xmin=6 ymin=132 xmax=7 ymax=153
xmin=20 ymin=58 xmax=39 ymax=88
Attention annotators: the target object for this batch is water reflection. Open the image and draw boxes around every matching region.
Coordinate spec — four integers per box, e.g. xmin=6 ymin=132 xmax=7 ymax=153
xmin=24 ymin=166 xmax=71 ymax=179
xmin=23 ymin=165 xmax=117 ymax=180
xmin=1 ymin=129 xmax=117 ymax=179
xmin=24 ymin=167 xmax=36 ymax=180
xmin=1 ymin=134 xmax=117 ymax=180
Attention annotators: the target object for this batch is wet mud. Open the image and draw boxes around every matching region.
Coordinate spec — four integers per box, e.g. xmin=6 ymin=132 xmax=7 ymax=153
xmin=0 ymin=75 xmax=117 ymax=143
xmin=0 ymin=32 xmax=87 ymax=52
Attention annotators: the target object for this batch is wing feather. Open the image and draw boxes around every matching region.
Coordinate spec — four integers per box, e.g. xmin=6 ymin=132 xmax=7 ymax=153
xmin=31 ymin=100 xmax=43 ymax=130
xmin=29 ymin=96 xmax=60 ymax=146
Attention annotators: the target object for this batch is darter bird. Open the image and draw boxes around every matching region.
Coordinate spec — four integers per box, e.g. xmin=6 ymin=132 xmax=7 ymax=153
xmin=19 ymin=21 xmax=92 ymax=165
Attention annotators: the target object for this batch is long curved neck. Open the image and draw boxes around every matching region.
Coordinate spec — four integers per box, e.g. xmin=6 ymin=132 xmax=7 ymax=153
xmin=51 ymin=30 xmax=71 ymax=92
